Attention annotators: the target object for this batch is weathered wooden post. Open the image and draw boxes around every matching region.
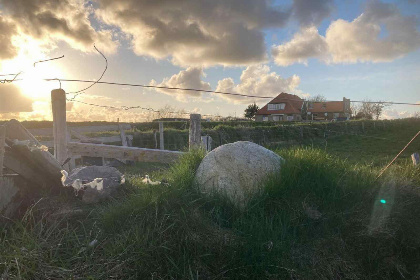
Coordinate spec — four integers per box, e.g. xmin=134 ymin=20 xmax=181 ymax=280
xmin=51 ymin=88 xmax=69 ymax=170
xmin=412 ymin=153 xmax=419 ymax=166
xmin=153 ymin=130 xmax=158 ymax=149
xmin=0 ymin=125 xmax=5 ymax=176
xmin=118 ymin=120 xmax=128 ymax=147
xmin=201 ymin=135 xmax=212 ymax=152
xmin=159 ymin=122 xmax=164 ymax=150
xmin=362 ymin=121 xmax=365 ymax=133
xmin=189 ymin=114 xmax=201 ymax=149
xmin=66 ymin=132 xmax=76 ymax=170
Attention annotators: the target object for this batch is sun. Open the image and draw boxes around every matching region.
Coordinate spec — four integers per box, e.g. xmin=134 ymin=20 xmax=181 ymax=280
xmin=1 ymin=36 xmax=66 ymax=100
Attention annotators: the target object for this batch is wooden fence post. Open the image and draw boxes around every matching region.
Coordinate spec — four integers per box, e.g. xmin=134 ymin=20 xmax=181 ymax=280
xmin=153 ymin=130 xmax=158 ymax=149
xmin=51 ymin=89 xmax=69 ymax=170
xmin=201 ymin=135 xmax=212 ymax=152
xmin=0 ymin=125 xmax=5 ymax=176
xmin=412 ymin=153 xmax=419 ymax=166
xmin=362 ymin=122 xmax=365 ymax=133
xmin=189 ymin=114 xmax=201 ymax=149
xmin=118 ymin=121 xmax=128 ymax=147
xmin=159 ymin=122 xmax=164 ymax=150
xmin=66 ymin=131 xmax=76 ymax=170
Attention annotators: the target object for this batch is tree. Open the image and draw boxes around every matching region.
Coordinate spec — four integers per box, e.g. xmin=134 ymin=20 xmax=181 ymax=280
xmin=309 ymin=94 xmax=326 ymax=102
xmin=244 ymin=103 xmax=259 ymax=120
xmin=353 ymin=100 xmax=389 ymax=120
xmin=301 ymin=94 xmax=327 ymax=120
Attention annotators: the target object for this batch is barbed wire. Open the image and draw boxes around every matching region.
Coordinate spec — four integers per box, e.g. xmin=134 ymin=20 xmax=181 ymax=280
xmin=0 ymin=72 xmax=22 ymax=84
xmin=1 ymin=73 xmax=418 ymax=106
xmin=41 ymin=78 xmax=420 ymax=106
xmin=69 ymin=99 xmax=222 ymax=118
xmin=1 ymin=55 xmax=63 ymax=84
xmin=47 ymin=78 xmax=279 ymax=99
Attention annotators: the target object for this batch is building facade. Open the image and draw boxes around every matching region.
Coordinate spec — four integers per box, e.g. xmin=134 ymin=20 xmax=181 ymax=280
xmin=305 ymin=97 xmax=351 ymax=121
xmin=255 ymin=93 xmax=351 ymax=122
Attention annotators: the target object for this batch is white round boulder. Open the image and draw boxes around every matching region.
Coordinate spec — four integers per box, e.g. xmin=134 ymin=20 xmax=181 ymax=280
xmin=195 ymin=141 xmax=283 ymax=207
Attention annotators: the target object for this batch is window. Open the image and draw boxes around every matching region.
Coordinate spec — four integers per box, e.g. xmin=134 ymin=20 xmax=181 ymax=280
xmin=273 ymin=116 xmax=279 ymax=121
xmin=263 ymin=116 xmax=268 ymax=122
xmin=268 ymin=103 xmax=286 ymax=110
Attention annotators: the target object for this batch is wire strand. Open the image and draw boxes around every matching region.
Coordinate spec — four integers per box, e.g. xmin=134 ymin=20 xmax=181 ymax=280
xmin=33 ymin=55 xmax=64 ymax=67
xmin=44 ymin=78 xmax=420 ymax=105
xmin=67 ymin=45 xmax=107 ymax=96
xmin=0 ymin=72 xmax=22 ymax=84
xmin=376 ymin=130 xmax=420 ymax=180
xmin=47 ymin=78 xmax=276 ymax=99
xmin=69 ymin=99 xmax=221 ymax=118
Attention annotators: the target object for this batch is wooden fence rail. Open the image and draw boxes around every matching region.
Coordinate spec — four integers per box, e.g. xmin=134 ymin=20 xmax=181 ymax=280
xmin=28 ymin=124 xmax=132 ymax=137
xmin=67 ymin=142 xmax=183 ymax=164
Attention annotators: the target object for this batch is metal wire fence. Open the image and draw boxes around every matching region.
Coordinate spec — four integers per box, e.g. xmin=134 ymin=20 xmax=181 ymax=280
xmin=130 ymin=119 xmax=415 ymax=152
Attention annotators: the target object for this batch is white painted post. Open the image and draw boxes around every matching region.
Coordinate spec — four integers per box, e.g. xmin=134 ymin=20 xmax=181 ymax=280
xmin=0 ymin=125 xmax=5 ymax=176
xmin=159 ymin=122 xmax=164 ymax=150
xmin=189 ymin=114 xmax=201 ymax=150
xmin=51 ymin=89 xmax=69 ymax=170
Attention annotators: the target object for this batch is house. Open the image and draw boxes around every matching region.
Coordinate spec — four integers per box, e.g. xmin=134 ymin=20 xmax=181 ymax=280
xmin=255 ymin=93 xmax=351 ymax=122
xmin=255 ymin=93 xmax=304 ymax=122
xmin=305 ymin=98 xmax=351 ymax=121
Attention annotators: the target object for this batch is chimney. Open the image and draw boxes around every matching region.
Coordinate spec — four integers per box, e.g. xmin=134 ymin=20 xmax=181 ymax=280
xmin=343 ymin=97 xmax=350 ymax=112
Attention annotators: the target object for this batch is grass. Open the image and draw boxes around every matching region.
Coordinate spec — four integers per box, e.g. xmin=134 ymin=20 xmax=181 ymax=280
xmin=1 ymin=118 xmax=419 ymax=278
xmin=308 ymin=118 xmax=420 ymax=166
xmin=1 ymin=141 xmax=420 ymax=279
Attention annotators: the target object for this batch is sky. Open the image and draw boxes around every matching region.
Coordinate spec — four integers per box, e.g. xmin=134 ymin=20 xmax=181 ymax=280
xmin=0 ymin=0 xmax=419 ymax=122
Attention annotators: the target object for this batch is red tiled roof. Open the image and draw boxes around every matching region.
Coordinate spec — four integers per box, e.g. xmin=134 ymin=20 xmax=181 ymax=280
xmin=308 ymin=101 xmax=344 ymax=113
xmin=256 ymin=92 xmax=303 ymax=115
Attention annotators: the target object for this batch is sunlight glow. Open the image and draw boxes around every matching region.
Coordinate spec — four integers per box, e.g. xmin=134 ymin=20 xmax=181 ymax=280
xmin=1 ymin=35 xmax=66 ymax=100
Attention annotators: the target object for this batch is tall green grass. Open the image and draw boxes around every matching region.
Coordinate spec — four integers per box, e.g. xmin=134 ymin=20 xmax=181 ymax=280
xmin=1 ymin=148 xmax=419 ymax=279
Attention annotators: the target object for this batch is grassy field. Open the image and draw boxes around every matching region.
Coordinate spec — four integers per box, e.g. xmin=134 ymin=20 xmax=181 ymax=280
xmin=1 ymin=119 xmax=419 ymax=279
xmin=305 ymin=119 xmax=420 ymax=166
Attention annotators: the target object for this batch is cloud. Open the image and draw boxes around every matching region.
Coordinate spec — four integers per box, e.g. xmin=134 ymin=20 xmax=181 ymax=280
xmin=96 ymin=0 xmax=290 ymax=66
xmin=292 ymin=0 xmax=334 ymax=26
xmin=150 ymin=67 xmax=211 ymax=101
xmin=215 ymin=65 xmax=301 ymax=104
xmin=381 ymin=109 xmax=418 ymax=119
xmin=271 ymin=26 xmax=328 ymax=66
xmin=0 ymin=15 xmax=19 ymax=59
xmin=0 ymin=0 xmax=118 ymax=58
xmin=0 ymin=84 xmax=33 ymax=112
xmin=272 ymin=0 xmax=420 ymax=66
